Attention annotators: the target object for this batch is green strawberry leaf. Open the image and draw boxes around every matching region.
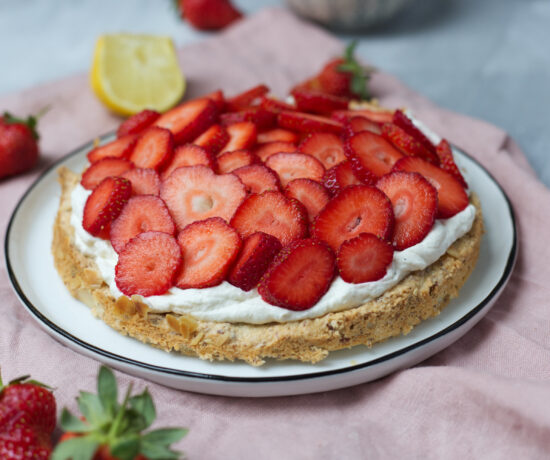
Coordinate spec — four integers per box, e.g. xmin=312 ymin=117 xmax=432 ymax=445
xmin=50 ymin=436 xmax=100 ymax=460
xmin=129 ymin=388 xmax=156 ymax=429
xmin=142 ymin=428 xmax=188 ymax=446
xmin=140 ymin=442 xmax=182 ymax=460
xmin=98 ymin=366 xmax=118 ymax=416
xmin=110 ymin=435 xmax=141 ymax=460
xmin=78 ymin=391 xmax=108 ymax=427
xmin=60 ymin=408 xmax=91 ymax=433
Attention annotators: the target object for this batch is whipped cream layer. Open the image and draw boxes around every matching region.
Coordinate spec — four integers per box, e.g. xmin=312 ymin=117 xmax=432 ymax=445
xmin=70 ymin=185 xmax=475 ymax=324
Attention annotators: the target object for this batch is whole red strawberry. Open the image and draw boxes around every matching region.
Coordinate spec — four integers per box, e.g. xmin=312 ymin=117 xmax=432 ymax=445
xmin=0 ymin=111 xmax=41 ymax=180
xmin=0 ymin=371 xmax=56 ymax=459
xmin=178 ymin=0 xmax=242 ymax=30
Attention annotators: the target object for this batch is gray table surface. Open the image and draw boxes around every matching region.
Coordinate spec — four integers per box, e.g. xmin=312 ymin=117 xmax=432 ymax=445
xmin=1 ymin=0 xmax=548 ymax=186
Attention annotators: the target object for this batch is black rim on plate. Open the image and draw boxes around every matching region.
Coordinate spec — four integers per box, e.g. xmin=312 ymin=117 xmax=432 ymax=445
xmin=4 ymin=135 xmax=518 ymax=384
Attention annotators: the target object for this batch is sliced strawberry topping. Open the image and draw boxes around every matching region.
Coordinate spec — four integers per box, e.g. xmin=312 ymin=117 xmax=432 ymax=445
xmin=161 ymin=144 xmax=215 ymax=179
xmin=392 ymin=110 xmax=437 ymax=157
xmin=312 ymin=185 xmax=394 ymax=251
xmin=220 ymin=121 xmax=257 ymax=154
xmin=265 ymin=152 xmax=325 ymax=187
xmin=337 ymin=233 xmax=394 ymax=283
xmin=80 ymin=158 xmax=133 ymax=190
xmin=298 ymin=132 xmax=346 ymax=169
xmin=120 ymin=168 xmax=161 ymax=196
xmin=115 ymin=231 xmax=181 ymax=297
xmin=332 ymin=108 xmax=394 ymax=124
xmin=258 ymin=238 xmax=335 ymax=311
xmin=82 ymin=177 xmax=132 ymax=237
xmin=436 ymin=139 xmax=468 ymax=188
xmin=87 ymin=135 xmax=137 ymax=163
xmin=192 ymin=124 xmax=229 ymax=155
xmin=285 ymin=178 xmax=330 ymax=223
xmin=110 ymin=195 xmax=176 ymax=253
xmin=257 ymin=128 xmax=299 ymax=144
xmin=291 ymin=88 xmax=349 ymax=115
xmin=277 ymin=111 xmax=344 ymax=135
xmin=323 ymin=161 xmax=363 ymax=196
xmin=376 ymin=171 xmax=437 ymax=250
xmin=160 ymin=165 xmax=246 ymax=230
xmin=117 ymin=109 xmax=160 ymax=138
xmin=232 ymin=164 xmax=281 ymax=194
xmin=254 ymin=141 xmax=297 ymax=162
xmin=381 ymin=123 xmax=440 ymax=165
xmin=392 ymin=156 xmax=469 ymax=218
xmin=176 ymin=217 xmax=241 ymax=289
xmin=259 ymin=96 xmax=296 ymax=115
xmin=203 ymin=89 xmax=226 ymax=112
xmin=230 ymin=191 xmax=307 ymax=246
xmin=228 ymin=232 xmax=282 ymax=291
xmin=154 ymin=98 xmax=217 ymax=145
xmin=129 ymin=127 xmax=174 ymax=171
xmin=344 ymin=131 xmax=403 ymax=183
xmin=220 ymin=107 xmax=276 ymax=130
xmin=217 ymin=149 xmax=256 ymax=174
xmin=226 ymin=84 xmax=269 ymax=111
xmin=344 ymin=116 xmax=382 ymax=136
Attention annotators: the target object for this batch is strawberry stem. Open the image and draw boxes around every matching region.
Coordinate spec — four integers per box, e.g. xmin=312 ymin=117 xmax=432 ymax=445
xmin=108 ymin=382 xmax=133 ymax=441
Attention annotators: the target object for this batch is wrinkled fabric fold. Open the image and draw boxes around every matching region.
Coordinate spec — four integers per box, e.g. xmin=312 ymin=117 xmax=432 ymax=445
xmin=1 ymin=7 xmax=549 ymax=459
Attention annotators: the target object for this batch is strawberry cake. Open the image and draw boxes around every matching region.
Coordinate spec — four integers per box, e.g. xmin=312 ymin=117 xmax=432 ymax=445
xmin=52 ymin=78 xmax=483 ymax=366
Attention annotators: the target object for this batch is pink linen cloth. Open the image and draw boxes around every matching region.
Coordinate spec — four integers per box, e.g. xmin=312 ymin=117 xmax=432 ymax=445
xmin=1 ymin=8 xmax=550 ymax=459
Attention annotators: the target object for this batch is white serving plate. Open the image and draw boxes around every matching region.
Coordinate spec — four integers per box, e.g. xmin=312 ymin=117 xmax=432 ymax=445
xmin=5 ymin=135 xmax=517 ymax=397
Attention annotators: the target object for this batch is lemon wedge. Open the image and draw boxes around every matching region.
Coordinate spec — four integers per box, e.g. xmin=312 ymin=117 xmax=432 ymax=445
xmin=91 ymin=34 xmax=185 ymax=116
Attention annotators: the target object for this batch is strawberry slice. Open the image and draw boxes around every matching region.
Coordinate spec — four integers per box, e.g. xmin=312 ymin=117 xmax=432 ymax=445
xmin=381 ymin=123 xmax=440 ymax=165
xmin=120 ymin=168 xmax=161 ymax=196
xmin=344 ymin=131 xmax=403 ymax=183
xmin=226 ymin=84 xmax=270 ymax=111
xmin=203 ymin=89 xmax=226 ymax=112
xmin=344 ymin=116 xmax=382 ymax=137
xmin=82 ymin=177 xmax=132 ymax=238
xmin=312 ymin=185 xmax=394 ymax=251
xmin=436 ymin=139 xmax=468 ymax=188
xmin=392 ymin=156 xmax=469 ymax=218
xmin=228 ymin=231 xmax=282 ymax=291
xmin=291 ymin=88 xmax=349 ymax=115
xmin=161 ymin=144 xmax=215 ymax=179
xmin=230 ymin=191 xmax=307 ymax=246
xmin=332 ymin=108 xmax=394 ymax=124
xmin=117 ymin=109 xmax=160 ymax=138
xmin=160 ymin=165 xmax=246 ymax=230
xmin=115 ymin=231 xmax=181 ymax=297
xmin=87 ymin=135 xmax=137 ymax=163
xmin=220 ymin=121 xmax=257 ymax=154
xmin=257 ymin=128 xmax=299 ymax=144
xmin=232 ymin=164 xmax=281 ymax=194
xmin=176 ymin=217 xmax=241 ymax=289
xmin=298 ymin=132 xmax=346 ymax=169
xmin=392 ymin=110 xmax=437 ymax=157
xmin=322 ymin=161 xmax=363 ymax=196
xmin=258 ymin=238 xmax=335 ymax=311
xmin=259 ymin=97 xmax=296 ymax=115
xmin=376 ymin=171 xmax=437 ymax=250
xmin=285 ymin=178 xmax=330 ymax=223
xmin=337 ymin=233 xmax=394 ymax=283
xmin=265 ymin=152 xmax=325 ymax=187
xmin=80 ymin=158 xmax=133 ymax=190
xmin=110 ymin=195 xmax=176 ymax=253
xmin=192 ymin=124 xmax=229 ymax=155
xmin=278 ymin=111 xmax=344 ymax=135
xmin=154 ymin=98 xmax=217 ymax=145
xmin=129 ymin=127 xmax=174 ymax=171
xmin=254 ymin=141 xmax=297 ymax=162
xmin=217 ymin=149 xmax=256 ymax=174
xmin=220 ymin=107 xmax=276 ymax=130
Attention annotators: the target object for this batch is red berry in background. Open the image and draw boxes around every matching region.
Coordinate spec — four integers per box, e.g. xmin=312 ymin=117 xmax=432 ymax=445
xmin=179 ymin=0 xmax=242 ymax=31
xmin=0 ymin=111 xmax=41 ymax=180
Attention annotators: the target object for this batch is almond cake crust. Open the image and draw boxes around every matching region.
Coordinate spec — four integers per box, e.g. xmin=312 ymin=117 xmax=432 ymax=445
xmin=52 ymin=166 xmax=483 ymax=366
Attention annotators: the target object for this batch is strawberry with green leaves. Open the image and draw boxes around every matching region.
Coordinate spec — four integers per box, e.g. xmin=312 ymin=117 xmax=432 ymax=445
xmin=52 ymin=366 xmax=186 ymax=460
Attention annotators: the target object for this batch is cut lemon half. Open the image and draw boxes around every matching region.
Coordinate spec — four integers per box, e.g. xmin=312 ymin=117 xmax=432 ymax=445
xmin=91 ymin=34 xmax=185 ymax=116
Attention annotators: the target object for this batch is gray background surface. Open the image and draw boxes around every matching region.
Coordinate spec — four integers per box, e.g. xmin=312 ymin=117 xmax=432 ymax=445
xmin=1 ymin=0 xmax=548 ymax=185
